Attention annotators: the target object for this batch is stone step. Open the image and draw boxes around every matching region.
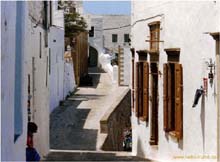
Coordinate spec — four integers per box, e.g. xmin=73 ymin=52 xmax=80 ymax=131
xmin=44 ymin=150 xmax=152 ymax=161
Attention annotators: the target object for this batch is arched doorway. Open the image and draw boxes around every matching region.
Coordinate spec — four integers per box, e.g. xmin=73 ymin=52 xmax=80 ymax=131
xmin=89 ymin=46 xmax=98 ymax=67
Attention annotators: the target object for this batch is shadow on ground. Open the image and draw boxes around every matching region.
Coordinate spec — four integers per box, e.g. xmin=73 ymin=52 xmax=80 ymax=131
xmin=45 ymin=151 xmax=151 ymax=161
xmin=50 ymin=99 xmax=99 ymax=150
xmin=86 ymin=67 xmax=106 ymax=88
xmin=50 ymin=67 xmax=107 ymax=150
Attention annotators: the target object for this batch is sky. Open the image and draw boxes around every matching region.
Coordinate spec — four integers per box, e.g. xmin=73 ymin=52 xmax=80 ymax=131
xmin=83 ymin=1 xmax=131 ymax=15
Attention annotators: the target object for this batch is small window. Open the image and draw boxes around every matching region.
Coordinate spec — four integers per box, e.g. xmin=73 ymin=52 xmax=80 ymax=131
xmin=124 ymin=34 xmax=129 ymax=43
xmin=89 ymin=26 xmax=94 ymax=37
xmin=112 ymin=34 xmax=118 ymax=43
xmin=148 ymin=21 xmax=160 ymax=52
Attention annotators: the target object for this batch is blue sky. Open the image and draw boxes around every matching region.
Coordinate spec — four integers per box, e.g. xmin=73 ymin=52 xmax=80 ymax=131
xmin=83 ymin=1 xmax=131 ymax=15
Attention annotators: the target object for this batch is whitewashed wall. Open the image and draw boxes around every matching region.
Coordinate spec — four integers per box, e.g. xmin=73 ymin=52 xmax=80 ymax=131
xmin=63 ymin=62 xmax=76 ymax=97
xmin=26 ymin=1 xmax=50 ymax=157
xmin=89 ymin=15 xmax=103 ymax=54
xmin=26 ymin=21 xmax=50 ymax=159
xmin=1 ymin=1 xmax=75 ymax=160
xmin=102 ymin=15 xmax=130 ymax=53
xmin=131 ymin=1 xmax=220 ymax=162
xmin=88 ymin=15 xmax=131 ymax=63
xmin=49 ymin=2 xmax=76 ymax=113
xmin=1 ymin=2 xmax=29 ymax=161
xmin=49 ymin=26 xmax=65 ymax=113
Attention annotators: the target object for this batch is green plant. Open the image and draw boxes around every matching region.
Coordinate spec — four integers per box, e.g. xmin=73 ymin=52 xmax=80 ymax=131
xmin=64 ymin=12 xmax=87 ymax=38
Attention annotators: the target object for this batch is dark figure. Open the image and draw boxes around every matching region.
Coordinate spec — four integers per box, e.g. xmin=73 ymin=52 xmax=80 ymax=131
xmin=123 ymin=128 xmax=132 ymax=151
xmin=192 ymin=87 xmax=204 ymax=108
xmin=26 ymin=122 xmax=40 ymax=162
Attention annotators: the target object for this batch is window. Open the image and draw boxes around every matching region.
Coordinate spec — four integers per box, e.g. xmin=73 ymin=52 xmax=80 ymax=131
xmin=124 ymin=34 xmax=129 ymax=43
xmin=112 ymin=34 xmax=118 ymax=43
xmin=148 ymin=21 xmax=160 ymax=52
xmin=149 ymin=63 xmax=159 ymax=145
xmin=163 ymin=63 xmax=183 ymax=139
xmin=89 ymin=26 xmax=94 ymax=37
xmin=135 ymin=61 xmax=149 ymax=121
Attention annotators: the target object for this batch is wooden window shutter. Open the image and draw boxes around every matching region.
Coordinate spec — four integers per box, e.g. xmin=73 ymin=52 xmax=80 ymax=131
xmin=135 ymin=62 xmax=140 ymax=117
xmin=163 ymin=64 xmax=169 ymax=131
xmin=174 ymin=63 xmax=183 ymax=139
xmin=143 ymin=62 xmax=149 ymax=121
xmin=138 ymin=63 xmax=143 ymax=117
xmin=167 ymin=64 xmax=173 ymax=131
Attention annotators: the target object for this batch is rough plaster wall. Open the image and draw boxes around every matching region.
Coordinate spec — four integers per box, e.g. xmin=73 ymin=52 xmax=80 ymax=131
xmin=131 ymin=1 xmax=220 ymax=161
xmin=52 ymin=2 xmax=64 ymax=29
xmin=102 ymin=15 xmax=131 ymax=53
xmin=28 ymin=1 xmax=44 ymax=26
xmin=27 ymin=25 xmax=50 ymax=157
xmin=25 ymin=2 xmax=50 ymax=157
xmin=49 ymin=26 xmax=65 ymax=113
xmin=63 ymin=62 xmax=75 ymax=97
xmin=1 ymin=2 xmax=27 ymax=161
xmin=89 ymin=16 xmax=103 ymax=53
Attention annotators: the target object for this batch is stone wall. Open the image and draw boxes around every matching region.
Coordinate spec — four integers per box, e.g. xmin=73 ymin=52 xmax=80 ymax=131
xmin=100 ymin=88 xmax=131 ymax=151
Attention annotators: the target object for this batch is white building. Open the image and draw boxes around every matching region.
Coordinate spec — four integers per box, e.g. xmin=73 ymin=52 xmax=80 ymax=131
xmin=1 ymin=2 xmax=28 ymax=161
xmin=85 ymin=14 xmax=131 ymax=85
xmin=88 ymin=14 xmax=131 ymax=55
xmin=130 ymin=1 xmax=220 ymax=162
xmin=1 ymin=1 xmax=75 ymax=160
xmin=49 ymin=2 xmax=76 ymax=113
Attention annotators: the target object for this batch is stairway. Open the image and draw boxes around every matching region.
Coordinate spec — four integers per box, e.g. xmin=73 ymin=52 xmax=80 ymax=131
xmin=44 ymin=150 xmax=152 ymax=161
xmin=118 ymin=47 xmax=125 ymax=86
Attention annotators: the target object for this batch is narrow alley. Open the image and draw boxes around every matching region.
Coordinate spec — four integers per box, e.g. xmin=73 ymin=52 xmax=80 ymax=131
xmin=1 ymin=1 xmax=220 ymax=162
xmin=47 ymin=67 xmax=150 ymax=161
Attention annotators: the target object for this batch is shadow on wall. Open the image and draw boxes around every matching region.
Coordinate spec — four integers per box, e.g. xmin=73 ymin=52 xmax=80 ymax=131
xmin=137 ymin=137 xmax=146 ymax=158
xmin=200 ymin=95 xmax=205 ymax=154
xmin=50 ymin=97 xmax=100 ymax=150
xmin=89 ymin=46 xmax=98 ymax=67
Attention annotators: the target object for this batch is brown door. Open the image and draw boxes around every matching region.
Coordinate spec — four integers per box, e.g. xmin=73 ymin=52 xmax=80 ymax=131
xmin=149 ymin=63 xmax=158 ymax=145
